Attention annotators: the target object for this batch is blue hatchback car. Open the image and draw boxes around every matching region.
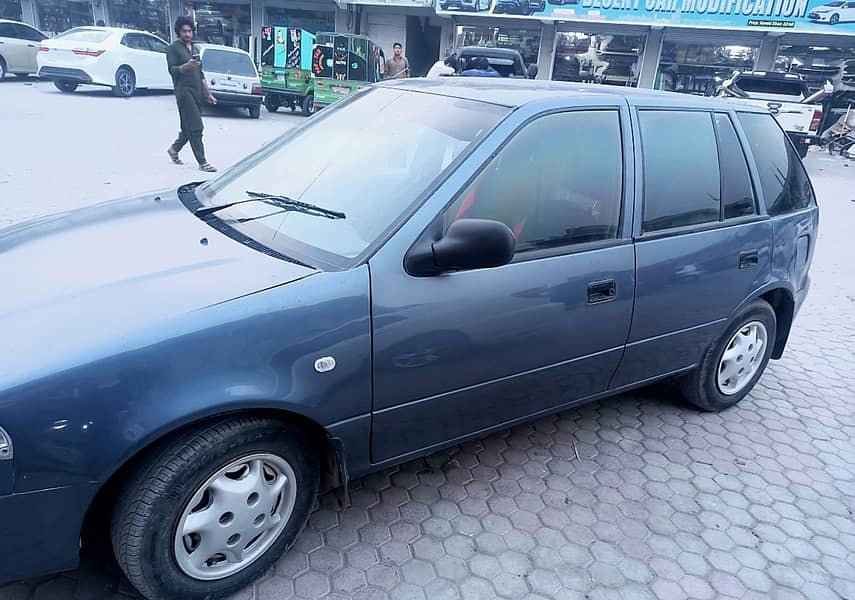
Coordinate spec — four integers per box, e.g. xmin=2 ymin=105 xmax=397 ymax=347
xmin=0 ymin=79 xmax=817 ymax=599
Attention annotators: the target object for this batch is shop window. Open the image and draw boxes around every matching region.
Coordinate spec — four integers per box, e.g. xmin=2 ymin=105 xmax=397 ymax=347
xmin=188 ymin=2 xmax=251 ymax=52
xmin=656 ymin=41 xmax=757 ymax=97
xmin=775 ymin=44 xmax=855 ymax=92
xmin=455 ymin=26 xmax=540 ymax=67
xmin=109 ymin=0 xmax=170 ymax=40
xmin=264 ymin=6 xmax=334 ymax=34
xmin=37 ymin=0 xmax=94 ymax=35
xmin=1 ymin=0 xmax=22 ymax=21
xmin=552 ymin=32 xmax=645 ymax=87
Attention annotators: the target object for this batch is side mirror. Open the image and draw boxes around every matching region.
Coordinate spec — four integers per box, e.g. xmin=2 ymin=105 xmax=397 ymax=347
xmin=527 ymin=64 xmax=539 ymax=79
xmin=405 ymin=218 xmax=516 ymax=276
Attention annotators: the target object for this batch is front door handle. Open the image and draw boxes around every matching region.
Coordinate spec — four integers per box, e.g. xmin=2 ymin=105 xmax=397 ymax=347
xmin=739 ymin=250 xmax=759 ymax=269
xmin=588 ymin=279 xmax=616 ymax=303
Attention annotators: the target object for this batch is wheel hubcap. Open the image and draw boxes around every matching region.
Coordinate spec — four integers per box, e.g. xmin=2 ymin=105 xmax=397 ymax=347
xmin=173 ymin=453 xmax=296 ymax=580
xmin=119 ymin=73 xmax=132 ymax=94
xmin=717 ymin=321 xmax=767 ymax=396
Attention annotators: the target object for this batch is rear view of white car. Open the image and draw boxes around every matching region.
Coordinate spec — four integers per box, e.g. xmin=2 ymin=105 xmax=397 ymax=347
xmin=198 ymin=44 xmax=263 ymax=118
xmin=0 ymin=19 xmax=47 ymax=79
xmin=37 ymin=27 xmax=173 ymax=97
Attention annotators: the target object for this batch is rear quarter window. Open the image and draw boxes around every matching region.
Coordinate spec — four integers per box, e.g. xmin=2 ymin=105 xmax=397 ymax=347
xmin=737 ymin=112 xmax=815 ymax=216
xmin=201 ymin=49 xmax=256 ymax=77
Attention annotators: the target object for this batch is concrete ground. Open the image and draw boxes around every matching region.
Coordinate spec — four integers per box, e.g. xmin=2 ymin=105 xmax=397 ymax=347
xmin=1 ymin=77 xmax=854 ymax=600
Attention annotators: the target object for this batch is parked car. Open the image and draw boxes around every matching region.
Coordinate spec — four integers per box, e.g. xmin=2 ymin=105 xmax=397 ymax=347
xmin=0 ymin=79 xmax=817 ymax=599
xmin=717 ymin=70 xmax=829 ymax=157
xmin=493 ymin=0 xmax=546 ymax=14
xmin=455 ymin=46 xmax=538 ymax=78
xmin=0 ymin=19 xmax=47 ymax=79
xmin=439 ymin=0 xmax=491 ymax=10
xmin=198 ymin=43 xmax=262 ymax=118
xmin=808 ymin=0 xmax=855 ymax=23
xmin=37 ymin=26 xmax=172 ymax=97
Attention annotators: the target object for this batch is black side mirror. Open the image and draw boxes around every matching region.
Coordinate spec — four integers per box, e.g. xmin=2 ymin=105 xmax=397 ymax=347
xmin=405 ymin=218 xmax=516 ymax=276
xmin=527 ymin=64 xmax=539 ymax=79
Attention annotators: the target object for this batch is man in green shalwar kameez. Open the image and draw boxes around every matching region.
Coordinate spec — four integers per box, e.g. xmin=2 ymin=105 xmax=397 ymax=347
xmin=166 ymin=16 xmax=217 ymax=172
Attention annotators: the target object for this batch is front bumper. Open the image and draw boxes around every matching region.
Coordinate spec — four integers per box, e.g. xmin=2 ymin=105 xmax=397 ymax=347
xmin=808 ymin=12 xmax=831 ymax=21
xmin=211 ymin=90 xmax=263 ymax=107
xmin=0 ymin=485 xmax=96 ymax=584
xmin=37 ymin=66 xmax=93 ymax=83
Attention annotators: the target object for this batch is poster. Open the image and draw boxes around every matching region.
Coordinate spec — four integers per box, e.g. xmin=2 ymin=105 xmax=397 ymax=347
xmin=437 ymin=0 xmax=855 ymax=35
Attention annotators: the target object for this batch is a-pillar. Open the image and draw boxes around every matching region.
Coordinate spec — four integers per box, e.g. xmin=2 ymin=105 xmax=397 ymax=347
xmin=536 ymin=21 xmax=555 ymax=80
xmin=637 ymin=25 xmax=664 ymax=89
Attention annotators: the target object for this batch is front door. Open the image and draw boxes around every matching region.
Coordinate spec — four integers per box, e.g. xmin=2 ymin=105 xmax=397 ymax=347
xmin=370 ymin=106 xmax=636 ymax=463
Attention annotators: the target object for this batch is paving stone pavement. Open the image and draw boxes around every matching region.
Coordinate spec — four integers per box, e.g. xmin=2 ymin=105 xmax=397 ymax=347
xmin=2 ymin=155 xmax=854 ymax=600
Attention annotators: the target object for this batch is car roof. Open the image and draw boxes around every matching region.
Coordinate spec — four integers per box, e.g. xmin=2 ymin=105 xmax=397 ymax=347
xmin=378 ymin=78 xmax=770 ymax=112
xmin=197 ymin=43 xmax=252 ymax=56
xmin=457 ymin=46 xmax=524 ymax=60
xmin=732 ymin=70 xmax=807 ymax=82
xmin=61 ymin=26 xmax=146 ymax=35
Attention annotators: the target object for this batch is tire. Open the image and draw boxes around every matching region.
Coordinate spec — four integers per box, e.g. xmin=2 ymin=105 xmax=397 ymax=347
xmin=113 ymin=66 xmax=136 ymax=97
xmin=54 ymin=79 xmax=79 ymax=93
xmin=830 ymin=13 xmax=840 ymax=24
xmin=248 ymin=104 xmax=261 ymax=119
xmin=302 ymin=93 xmax=315 ymax=116
xmin=263 ymin=94 xmax=279 ymax=113
xmin=15 ymin=73 xmax=29 ymax=79
xmin=796 ymin=142 xmax=809 ymax=159
xmin=0 ymin=58 xmax=6 ymax=80
xmin=679 ymin=299 xmax=777 ymax=411
xmin=111 ymin=416 xmax=320 ymax=600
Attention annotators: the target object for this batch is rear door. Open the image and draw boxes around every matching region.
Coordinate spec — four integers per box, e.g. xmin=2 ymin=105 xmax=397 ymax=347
xmin=120 ymin=33 xmax=162 ymax=87
xmin=0 ymin=23 xmax=29 ymax=72
xmin=10 ymin=24 xmax=44 ymax=72
xmin=142 ymin=34 xmax=171 ymax=88
xmin=369 ymin=103 xmax=635 ymax=463
xmin=611 ymin=107 xmax=773 ymax=388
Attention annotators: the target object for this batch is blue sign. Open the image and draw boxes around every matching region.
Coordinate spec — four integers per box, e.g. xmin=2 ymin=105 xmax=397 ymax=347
xmin=437 ymin=0 xmax=855 ymax=34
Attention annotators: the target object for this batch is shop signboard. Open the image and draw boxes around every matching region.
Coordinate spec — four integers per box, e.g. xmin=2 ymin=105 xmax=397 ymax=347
xmin=336 ymin=0 xmax=433 ymax=7
xmin=437 ymin=0 xmax=855 ymax=35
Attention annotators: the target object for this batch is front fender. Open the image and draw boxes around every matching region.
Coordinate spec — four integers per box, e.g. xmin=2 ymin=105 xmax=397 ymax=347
xmin=0 ymin=267 xmax=372 ymax=493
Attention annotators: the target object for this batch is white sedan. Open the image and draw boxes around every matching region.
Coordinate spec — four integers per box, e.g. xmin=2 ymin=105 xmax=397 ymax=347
xmin=807 ymin=0 xmax=855 ymax=24
xmin=37 ymin=26 xmax=173 ymax=97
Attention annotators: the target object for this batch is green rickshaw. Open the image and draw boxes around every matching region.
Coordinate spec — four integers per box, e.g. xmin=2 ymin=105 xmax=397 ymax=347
xmin=310 ymin=32 xmax=384 ymax=110
xmin=260 ymin=26 xmax=317 ymax=116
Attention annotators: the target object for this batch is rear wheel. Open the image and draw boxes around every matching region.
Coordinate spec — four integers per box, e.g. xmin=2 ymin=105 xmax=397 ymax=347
xmin=263 ymin=94 xmax=279 ymax=113
xmin=112 ymin=416 xmax=320 ymax=600
xmin=679 ymin=299 xmax=777 ymax=411
xmin=113 ymin=67 xmax=136 ymax=97
xmin=302 ymin=93 xmax=315 ymax=116
xmin=248 ymin=105 xmax=261 ymax=119
xmin=796 ymin=142 xmax=809 ymax=158
xmin=54 ymin=79 xmax=79 ymax=93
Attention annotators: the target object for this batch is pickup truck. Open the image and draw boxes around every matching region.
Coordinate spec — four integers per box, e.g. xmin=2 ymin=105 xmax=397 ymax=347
xmin=717 ymin=71 xmax=830 ymax=158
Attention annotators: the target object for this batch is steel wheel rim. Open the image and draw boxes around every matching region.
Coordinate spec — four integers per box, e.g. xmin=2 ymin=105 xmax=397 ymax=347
xmin=173 ymin=452 xmax=297 ymax=580
xmin=119 ymin=71 xmax=133 ymax=95
xmin=717 ymin=321 xmax=767 ymax=396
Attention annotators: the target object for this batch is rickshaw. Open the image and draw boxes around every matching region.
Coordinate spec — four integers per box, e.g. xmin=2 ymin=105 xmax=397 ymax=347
xmin=260 ymin=26 xmax=316 ymax=116
xmin=310 ymin=32 xmax=384 ymax=110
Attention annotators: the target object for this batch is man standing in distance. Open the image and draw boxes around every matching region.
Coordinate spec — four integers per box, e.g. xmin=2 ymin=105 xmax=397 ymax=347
xmin=166 ymin=16 xmax=217 ymax=172
xmin=384 ymin=42 xmax=410 ymax=79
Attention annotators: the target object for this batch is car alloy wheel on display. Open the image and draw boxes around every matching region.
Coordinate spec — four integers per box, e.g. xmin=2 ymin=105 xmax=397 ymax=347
xmin=113 ymin=67 xmax=136 ymax=97
xmin=111 ymin=416 xmax=320 ymax=600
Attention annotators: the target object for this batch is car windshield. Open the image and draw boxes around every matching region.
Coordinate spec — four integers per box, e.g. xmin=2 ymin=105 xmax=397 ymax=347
xmin=196 ymin=87 xmax=509 ymax=266
xmin=201 ymin=49 xmax=256 ymax=77
xmin=56 ymin=28 xmax=111 ymax=43
xmin=824 ymin=2 xmax=844 ymax=6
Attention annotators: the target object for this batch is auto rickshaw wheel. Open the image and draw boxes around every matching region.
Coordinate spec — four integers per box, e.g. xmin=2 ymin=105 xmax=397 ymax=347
xmin=264 ymin=95 xmax=280 ymax=113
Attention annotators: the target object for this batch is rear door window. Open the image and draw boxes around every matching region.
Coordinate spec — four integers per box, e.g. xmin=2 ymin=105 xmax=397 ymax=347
xmin=0 ymin=23 xmax=15 ymax=38
xmin=737 ymin=112 xmax=815 ymax=216
xmin=201 ymin=49 xmax=256 ymax=77
xmin=639 ymin=110 xmax=720 ymax=232
xmin=714 ymin=113 xmax=757 ymax=219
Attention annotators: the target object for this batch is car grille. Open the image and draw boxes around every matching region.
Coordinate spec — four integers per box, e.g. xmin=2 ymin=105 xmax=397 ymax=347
xmin=808 ymin=12 xmax=820 ymax=17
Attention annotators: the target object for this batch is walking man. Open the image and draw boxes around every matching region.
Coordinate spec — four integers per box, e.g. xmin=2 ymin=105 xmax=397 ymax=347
xmin=384 ymin=42 xmax=410 ymax=79
xmin=166 ymin=16 xmax=217 ymax=172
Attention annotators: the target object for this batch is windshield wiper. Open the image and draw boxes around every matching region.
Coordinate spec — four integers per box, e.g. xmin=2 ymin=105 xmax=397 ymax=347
xmin=195 ymin=190 xmax=346 ymax=220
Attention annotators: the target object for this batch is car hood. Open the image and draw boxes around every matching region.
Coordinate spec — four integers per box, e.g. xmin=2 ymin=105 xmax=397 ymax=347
xmin=0 ymin=189 xmax=316 ymax=387
xmin=813 ymin=6 xmax=833 ymax=11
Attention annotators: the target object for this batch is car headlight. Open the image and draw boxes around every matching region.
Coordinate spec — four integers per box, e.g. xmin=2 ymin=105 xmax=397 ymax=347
xmin=0 ymin=426 xmax=12 ymax=460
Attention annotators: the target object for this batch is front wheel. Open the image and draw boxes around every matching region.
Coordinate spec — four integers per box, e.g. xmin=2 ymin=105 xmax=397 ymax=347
xmin=111 ymin=416 xmax=320 ymax=600
xmin=302 ymin=93 xmax=315 ymax=116
xmin=679 ymin=299 xmax=777 ymax=411
xmin=54 ymin=79 xmax=79 ymax=93
xmin=113 ymin=67 xmax=136 ymax=97
xmin=830 ymin=13 xmax=840 ymax=24
xmin=248 ymin=105 xmax=261 ymax=119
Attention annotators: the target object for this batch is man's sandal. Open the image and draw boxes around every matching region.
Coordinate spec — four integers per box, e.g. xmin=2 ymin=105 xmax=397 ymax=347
xmin=199 ymin=162 xmax=217 ymax=172
xmin=167 ymin=148 xmax=183 ymax=165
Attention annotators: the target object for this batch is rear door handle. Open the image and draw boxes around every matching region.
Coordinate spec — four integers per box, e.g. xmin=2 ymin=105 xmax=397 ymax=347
xmin=588 ymin=279 xmax=616 ymax=303
xmin=739 ymin=250 xmax=759 ymax=269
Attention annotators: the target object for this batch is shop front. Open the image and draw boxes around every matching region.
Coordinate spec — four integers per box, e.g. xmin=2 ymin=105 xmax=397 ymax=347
xmin=263 ymin=0 xmax=335 ymax=33
xmin=35 ymin=0 xmax=93 ymax=34
xmin=107 ymin=0 xmax=169 ymax=37
xmin=185 ymin=0 xmax=250 ymax=50
xmin=435 ymin=0 xmax=855 ymax=93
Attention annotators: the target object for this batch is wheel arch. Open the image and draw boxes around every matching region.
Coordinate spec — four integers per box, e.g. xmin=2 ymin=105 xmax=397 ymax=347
xmin=115 ymin=63 xmax=136 ymax=84
xmin=80 ymin=406 xmax=344 ymax=550
xmin=737 ymin=284 xmax=795 ymax=360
